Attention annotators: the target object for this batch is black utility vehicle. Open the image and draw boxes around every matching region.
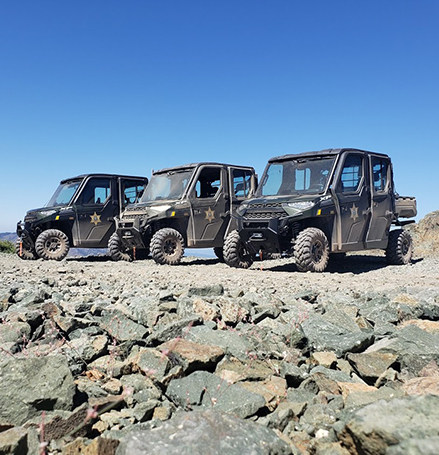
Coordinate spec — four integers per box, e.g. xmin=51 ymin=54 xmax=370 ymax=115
xmin=16 ymin=174 xmax=148 ymax=260
xmin=224 ymin=148 xmax=417 ymax=271
xmin=111 ymin=162 xmax=257 ymax=264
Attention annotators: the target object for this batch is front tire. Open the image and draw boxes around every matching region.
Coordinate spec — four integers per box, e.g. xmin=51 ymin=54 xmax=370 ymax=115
xmin=294 ymin=227 xmax=329 ymax=272
xmin=109 ymin=232 xmax=133 ymax=262
xmin=150 ymin=228 xmax=185 ymax=265
xmin=386 ymin=229 xmax=413 ymax=265
xmin=15 ymin=238 xmax=38 ymax=260
xmin=35 ymin=229 xmax=70 ymax=261
xmin=223 ymin=230 xmax=254 ymax=269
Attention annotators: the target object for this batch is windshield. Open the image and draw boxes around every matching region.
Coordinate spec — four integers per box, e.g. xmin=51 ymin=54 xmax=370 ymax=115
xmin=258 ymin=157 xmax=336 ymax=196
xmin=46 ymin=180 xmax=82 ymax=207
xmin=141 ymin=170 xmax=193 ymax=202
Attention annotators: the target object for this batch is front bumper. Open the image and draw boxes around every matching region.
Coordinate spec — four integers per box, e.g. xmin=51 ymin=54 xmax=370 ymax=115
xmin=238 ymin=216 xmax=286 ymax=254
xmin=16 ymin=222 xmax=35 ymax=248
xmin=117 ymin=222 xmax=149 ymax=249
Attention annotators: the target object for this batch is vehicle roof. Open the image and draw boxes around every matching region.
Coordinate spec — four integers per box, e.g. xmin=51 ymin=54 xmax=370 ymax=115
xmin=153 ymin=162 xmax=255 ymax=175
xmin=268 ymin=148 xmax=390 ymax=163
xmin=61 ymin=173 xmax=148 ymax=183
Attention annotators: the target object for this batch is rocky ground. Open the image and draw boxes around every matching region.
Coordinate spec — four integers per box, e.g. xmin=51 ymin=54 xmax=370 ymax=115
xmin=1 ymin=239 xmax=439 ymax=454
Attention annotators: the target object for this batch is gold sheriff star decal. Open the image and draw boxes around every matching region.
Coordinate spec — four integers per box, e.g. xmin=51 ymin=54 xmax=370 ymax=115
xmin=205 ymin=207 xmax=215 ymax=223
xmin=90 ymin=212 xmax=102 ymax=226
xmin=350 ymin=204 xmax=359 ymax=222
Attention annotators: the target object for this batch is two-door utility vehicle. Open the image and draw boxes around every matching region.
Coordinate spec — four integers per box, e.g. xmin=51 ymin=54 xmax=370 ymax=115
xmin=16 ymin=174 xmax=148 ymax=260
xmin=111 ymin=162 xmax=257 ymax=264
xmin=223 ymin=148 xmax=416 ymax=271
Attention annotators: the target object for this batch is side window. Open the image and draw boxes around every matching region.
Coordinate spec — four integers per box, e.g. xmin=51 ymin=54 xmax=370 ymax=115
xmin=232 ymin=169 xmax=253 ymax=198
xmin=79 ymin=178 xmax=112 ymax=205
xmin=194 ymin=167 xmax=222 ymax=198
xmin=295 ymin=168 xmax=311 ymax=191
xmin=371 ymin=157 xmax=389 ymax=192
xmin=340 ymin=155 xmax=363 ymax=193
xmin=122 ymin=180 xmax=146 ymax=206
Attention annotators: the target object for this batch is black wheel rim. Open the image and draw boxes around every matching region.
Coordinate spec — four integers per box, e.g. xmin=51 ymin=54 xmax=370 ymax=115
xmin=164 ymin=238 xmax=178 ymax=256
xmin=312 ymin=240 xmax=324 ymax=263
xmin=401 ymin=238 xmax=410 ymax=256
xmin=45 ymin=237 xmax=62 ymax=253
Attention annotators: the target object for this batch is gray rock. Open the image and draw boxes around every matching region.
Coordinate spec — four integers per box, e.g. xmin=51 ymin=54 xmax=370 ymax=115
xmin=365 ymin=325 xmax=439 ymax=374
xmin=188 ymin=284 xmax=224 ymax=297
xmin=116 ymin=409 xmax=292 ymax=455
xmin=301 ymin=313 xmax=374 ymax=356
xmin=147 ymin=316 xmax=201 ymax=344
xmin=0 ymin=355 xmax=75 ymax=426
xmin=186 ymin=325 xmax=254 ymax=360
xmin=0 ymin=321 xmax=31 ymax=344
xmin=339 ymin=395 xmax=439 ymax=455
xmin=100 ymin=310 xmax=148 ymax=342
xmin=167 ymin=370 xmax=266 ymax=418
xmin=386 ymin=437 xmax=439 ymax=455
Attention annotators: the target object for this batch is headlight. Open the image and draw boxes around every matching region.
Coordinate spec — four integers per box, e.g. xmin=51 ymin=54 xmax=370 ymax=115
xmin=286 ymin=201 xmax=315 ymax=210
xmin=39 ymin=210 xmax=57 ymax=217
xmin=236 ymin=203 xmax=249 ymax=216
xmin=149 ymin=204 xmax=171 ymax=214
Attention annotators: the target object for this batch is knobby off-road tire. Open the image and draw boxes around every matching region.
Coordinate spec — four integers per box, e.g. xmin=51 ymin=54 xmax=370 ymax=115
xmin=386 ymin=229 xmax=413 ymax=265
xmin=15 ymin=237 xmax=38 ymax=260
xmin=108 ymin=232 xmax=133 ymax=262
xmin=213 ymin=246 xmax=224 ymax=262
xmin=35 ymin=229 xmax=70 ymax=261
xmin=150 ymin=228 xmax=185 ymax=265
xmin=294 ymin=227 xmax=330 ymax=272
xmin=223 ymin=230 xmax=254 ymax=269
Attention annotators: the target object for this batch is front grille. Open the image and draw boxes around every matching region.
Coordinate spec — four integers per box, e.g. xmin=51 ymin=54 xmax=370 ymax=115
xmin=245 ymin=211 xmax=285 ymax=219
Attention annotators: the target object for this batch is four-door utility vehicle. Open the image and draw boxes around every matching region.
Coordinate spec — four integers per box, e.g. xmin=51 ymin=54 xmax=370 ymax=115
xmin=16 ymin=174 xmax=148 ymax=261
xmin=111 ymin=162 xmax=257 ymax=264
xmin=223 ymin=148 xmax=417 ymax=271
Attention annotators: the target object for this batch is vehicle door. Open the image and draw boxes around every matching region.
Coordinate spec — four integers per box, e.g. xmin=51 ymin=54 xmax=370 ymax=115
xmin=188 ymin=165 xmax=228 ymax=246
xmin=229 ymin=167 xmax=256 ymax=214
xmin=118 ymin=178 xmax=148 ymax=215
xmin=334 ymin=153 xmax=371 ymax=249
xmin=366 ymin=155 xmax=393 ymax=248
xmin=72 ymin=177 xmax=116 ymax=247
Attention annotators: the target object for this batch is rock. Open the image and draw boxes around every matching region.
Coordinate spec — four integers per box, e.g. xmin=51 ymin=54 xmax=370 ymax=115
xmin=100 ymin=311 xmax=148 ymax=342
xmin=399 ymin=319 xmax=439 ymax=333
xmin=386 ymin=437 xmax=439 ymax=455
xmin=339 ymin=395 xmax=439 ymax=455
xmin=0 ymin=321 xmax=31 ymax=344
xmin=166 ymin=370 xmax=266 ymax=419
xmin=0 ymin=426 xmax=30 ymax=454
xmin=127 ymin=347 xmax=171 ymax=382
xmin=301 ymin=313 xmax=374 ymax=356
xmin=338 ymin=382 xmax=403 ymax=408
xmin=158 ymin=338 xmax=224 ymax=374
xmin=401 ymin=376 xmax=439 ymax=396
xmin=186 ymin=325 xmax=254 ymax=360
xmin=240 ymin=376 xmax=287 ymax=411
xmin=311 ymin=351 xmax=338 ymax=368
xmin=216 ymin=357 xmax=275 ymax=383
xmin=146 ymin=316 xmax=201 ymax=344
xmin=192 ymin=298 xmax=220 ymax=321
xmin=115 ymin=409 xmax=292 ymax=455
xmin=66 ymin=334 xmax=108 ymax=363
xmin=188 ymin=284 xmax=224 ymax=297
xmin=365 ymin=325 xmax=439 ymax=374
xmin=347 ymin=352 xmax=398 ymax=384
xmin=0 ymin=355 xmax=75 ymax=426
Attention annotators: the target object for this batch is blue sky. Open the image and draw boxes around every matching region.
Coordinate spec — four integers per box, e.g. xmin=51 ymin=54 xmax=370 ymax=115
xmin=1 ymin=0 xmax=438 ymax=231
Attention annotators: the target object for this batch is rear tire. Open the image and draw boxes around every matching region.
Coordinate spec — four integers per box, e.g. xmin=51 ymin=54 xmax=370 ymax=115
xmin=108 ymin=232 xmax=133 ymax=262
xmin=213 ymin=246 xmax=224 ymax=262
xmin=223 ymin=230 xmax=254 ymax=269
xmin=386 ymin=229 xmax=413 ymax=265
xmin=15 ymin=238 xmax=38 ymax=260
xmin=294 ymin=227 xmax=329 ymax=272
xmin=35 ymin=229 xmax=70 ymax=261
xmin=150 ymin=228 xmax=185 ymax=265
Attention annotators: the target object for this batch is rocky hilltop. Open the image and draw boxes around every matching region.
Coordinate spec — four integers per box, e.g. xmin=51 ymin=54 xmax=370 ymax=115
xmin=1 ymin=223 xmax=439 ymax=454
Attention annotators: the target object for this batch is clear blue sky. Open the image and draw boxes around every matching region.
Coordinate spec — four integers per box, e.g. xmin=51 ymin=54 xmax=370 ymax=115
xmin=1 ymin=0 xmax=438 ymax=231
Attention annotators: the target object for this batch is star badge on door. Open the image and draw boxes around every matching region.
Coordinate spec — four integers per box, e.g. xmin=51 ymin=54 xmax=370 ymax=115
xmin=350 ymin=204 xmax=359 ymax=222
xmin=205 ymin=207 xmax=215 ymax=223
xmin=90 ymin=212 xmax=101 ymax=226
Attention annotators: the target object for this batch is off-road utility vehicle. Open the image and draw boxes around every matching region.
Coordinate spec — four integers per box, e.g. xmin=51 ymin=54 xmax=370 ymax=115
xmin=111 ymin=162 xmax=257 ymax=264
xmin=224 ymin=148 xmax=417 ymax=271
xmin=16 ymin=174 xmax=148 ymax=260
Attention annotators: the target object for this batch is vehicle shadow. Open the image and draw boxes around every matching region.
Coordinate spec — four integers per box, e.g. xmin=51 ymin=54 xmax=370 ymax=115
xmin=262 ymin=255 xmax=423 ymax=275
